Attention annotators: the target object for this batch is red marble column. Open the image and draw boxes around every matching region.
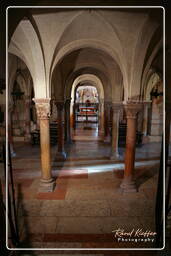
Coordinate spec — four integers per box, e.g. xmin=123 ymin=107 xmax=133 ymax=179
xmin=55 ymin=101 xmax=66 ymax=160
xmin=34 ymin=98 xmax=55 ymax=192
xmin=120 ymin=102 xmax=143 ymax=193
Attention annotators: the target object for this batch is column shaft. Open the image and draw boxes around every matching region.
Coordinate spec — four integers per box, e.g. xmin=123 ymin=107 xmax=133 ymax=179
xmin=110 ymin=103 xmax=121 ymax=159
xmin=39 ymin=118 xmax=51 ymax=180
xmin=24 ymin=97 xmax=31 ymax=141
xmin=120 ymin=102 xmax=143 ymax=193
xmin=65 ymin=99 xmax=72 ymax=143
xmin=34 ymin=98 xmax=55 ymax=192
xmin=104 ymin=102 xmax=111 ymax=142
xmin=56 ymin=102 xmax=66 ymax=159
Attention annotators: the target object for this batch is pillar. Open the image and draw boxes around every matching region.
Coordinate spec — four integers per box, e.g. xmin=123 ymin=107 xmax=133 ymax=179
xmin=55 ymin=101 xmax=66 ymax=160
xmin=8 ymin=104 xmax=16 ymax=156
xmin=120 ymin=102 xmax=143 ymax=193
xmin=98 ymin=99 xmax=104 ymax=135
xmin=65 ymin=98 xmax=72 ymax=143
xmin=104 ymin=101 xmax=112 ymax=142
xmin=24 ymin=96 xmax=31 ymax=141
xmin=70 ymin=100 xmax=74 ymax=129
xmin=142 ymin=101 xmax=151 ymax=136
xmin=34 ymin=98 xmax=55 ymax=192
xmin=110 ymin=103 xmax=122 ymax=160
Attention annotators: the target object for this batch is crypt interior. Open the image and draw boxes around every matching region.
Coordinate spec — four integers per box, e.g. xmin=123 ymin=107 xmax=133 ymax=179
xmin=0 ymin=6 xmax=170 ymax=253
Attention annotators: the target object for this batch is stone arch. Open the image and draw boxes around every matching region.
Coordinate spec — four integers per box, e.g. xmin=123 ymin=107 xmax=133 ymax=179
xmin=8 ymin=18 xmax=47 ymax=98
xmin=130 ymin=15 xmax=161 ymax=99
xmin=50 ymin=40 xmax=127 ymax=100
xmin=71 ymin=74 xmax=104 ymax=102
xmin=70 ymin=74 xmax=105 ymax=133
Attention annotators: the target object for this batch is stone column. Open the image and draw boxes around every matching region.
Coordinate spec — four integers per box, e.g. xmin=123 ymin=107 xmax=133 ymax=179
xmin=104 ymin=101 xmax=112 ymax=142
xmin=98 ymin=99 xmax=104 ymax=136
xmin=24 ymin=96 xmax=31 ymax=141
xmin=65 ymin=98 xmax=72 ymax=143
xmin=110 ymin=103 xmax=122 ymax=160
xmin=8 ymin=104 xmax=16 ymax=156
xmin=120 ymin=102 xmax=143 ymax=193
xmin=55 ymin=101 xmax=66 ymax=160
xmin=70 ymin=101 xmax=74 ymax=129
xmin=34 ymin=98 xmax=55 ymax=192
xmin=142 ymin=101 xmax=151 ymax=136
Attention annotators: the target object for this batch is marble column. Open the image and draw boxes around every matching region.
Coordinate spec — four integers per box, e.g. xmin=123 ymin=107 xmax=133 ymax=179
xmin=110 ymin=103 xmax=122 ymax=160
xmin=24 ymin=96 xmax=31 ymax=141
xmin=65 ymin=98 xmax=72 ymax=143
xmin=55 ymin=101 xmax=66 ymax=160
xmin=120 ymin=102 xmax=143 ymax=193
xmin=34 ymin=98 xmax=55 ymax=192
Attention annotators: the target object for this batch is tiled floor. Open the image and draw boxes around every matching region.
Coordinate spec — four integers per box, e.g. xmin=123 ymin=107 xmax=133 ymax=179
xmin=1 ymin=126 xmax=163 ymax=251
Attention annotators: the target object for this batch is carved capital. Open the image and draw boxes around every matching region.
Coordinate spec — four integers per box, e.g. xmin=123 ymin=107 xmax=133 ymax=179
xmin=124 ymin=102 xmax=143 ymax=119
xmin=99 ymin=98 xmax=104 ymax=104
xmin=55 ymin=101 xmax=64 ymax=111
xmin=143 ymin=100 xmax=152 ymax=108
xmin=33 ymin=98 xmax=51 ymax=119
xmin=112 ymin=102 xmax=123 ymax=113
xmin=104 ymin=101 xmax=112 ymax=110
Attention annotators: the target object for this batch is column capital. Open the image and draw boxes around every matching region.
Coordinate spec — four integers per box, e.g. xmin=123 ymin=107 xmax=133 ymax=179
xmin=55 ymin=101 xmax=65 ymax=111
xmin=104 ymin=101 xmax=112 ymax=107
xmin=112 ymin=102 xmax=123 ymax=112
xmin=33 ymin=98 xmax=51 ymax=119
xmin=99 ymin=98 xmax=104 ymax=104
xmin=124 ymin=102 xmax=143 ymax=119
xmin=143 ymin=100 xmax=152 ymax=107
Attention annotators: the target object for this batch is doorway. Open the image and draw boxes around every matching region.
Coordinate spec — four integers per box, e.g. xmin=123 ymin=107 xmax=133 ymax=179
xmin=72 ymin=84 xmax=100 ymax=141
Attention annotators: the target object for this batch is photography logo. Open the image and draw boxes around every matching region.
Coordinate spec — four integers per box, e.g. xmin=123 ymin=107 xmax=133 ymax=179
xmin=112 ymin=228 xmax=157 ymax=243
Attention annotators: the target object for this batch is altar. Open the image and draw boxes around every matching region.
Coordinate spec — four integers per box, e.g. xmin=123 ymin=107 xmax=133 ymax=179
xmin=75 ymin=105 xmax=98 ymax=123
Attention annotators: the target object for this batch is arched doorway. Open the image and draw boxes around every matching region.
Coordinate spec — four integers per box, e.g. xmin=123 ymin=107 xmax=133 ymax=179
xmin=73 ymin=84 xmax=99 ymax=138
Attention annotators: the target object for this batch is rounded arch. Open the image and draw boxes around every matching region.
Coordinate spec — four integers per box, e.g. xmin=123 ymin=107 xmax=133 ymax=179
xmin=71 ymin=74 xmax=105 ymax=103
xmin=50 ymin=40 xmax=127 ymax=99
xmin=69 ymin=73 xmax=105 ymax=133
xmin=63 ymin=66 xmax=112 ymax=103
xmin=9 ymin=18 xmax=47 ymax=98
xmin=131 ymin=14 xmax=161 ymax=99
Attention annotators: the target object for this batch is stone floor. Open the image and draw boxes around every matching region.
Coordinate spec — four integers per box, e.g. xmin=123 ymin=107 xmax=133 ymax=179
xmin=1 ymin=125 xmax=164 ymax=252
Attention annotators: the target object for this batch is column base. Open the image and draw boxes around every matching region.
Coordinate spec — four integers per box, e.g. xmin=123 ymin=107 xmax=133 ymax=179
xmin=39 ymin=178 xmax=56 ymax=192
xmin=56 ymin=151 xmax=67 ymax=161
xmin=120 ymin=179 xmax=137 ymax=193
